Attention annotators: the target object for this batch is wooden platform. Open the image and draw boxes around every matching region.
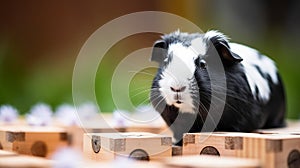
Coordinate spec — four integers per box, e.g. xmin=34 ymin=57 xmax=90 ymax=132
xmin=163 ymin=155 xmax=261 ymax=168
xmin=0 ymin=117 xmax=299 ymax=168
xmin=0 ymin=150 xmax=52 ymax=168
xmin=83 ymin=132 xmax=172 ymax=161
xmin=0 ymin=149 xmax=263 ymax=168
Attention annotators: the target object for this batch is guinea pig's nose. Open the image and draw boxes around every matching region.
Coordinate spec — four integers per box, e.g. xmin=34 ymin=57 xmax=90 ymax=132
xmin=170 ymin=86 xmax=186 ymax=92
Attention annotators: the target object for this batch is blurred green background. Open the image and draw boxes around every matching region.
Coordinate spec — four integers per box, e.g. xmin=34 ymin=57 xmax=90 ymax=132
xmin=0 ymin=0 xmax=299 ymax=118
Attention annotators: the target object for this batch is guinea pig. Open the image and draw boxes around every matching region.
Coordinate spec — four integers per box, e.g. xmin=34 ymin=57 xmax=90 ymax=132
xmin=150 ymin=30 xmax=286 ymax=145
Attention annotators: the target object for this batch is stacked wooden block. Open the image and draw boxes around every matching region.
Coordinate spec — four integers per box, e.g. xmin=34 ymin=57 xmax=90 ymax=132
xmin=0 ymin=125 xmax=69 ymax=158
xmin=64 ymin=113 xmax=171 ymax=150
xmin=82 ymin=132 xmax=263 ymax=167
xmin=83 ymin=132 xmax=172 ymax=161
xmin=183 ymin=132 xmax=300 ymax=168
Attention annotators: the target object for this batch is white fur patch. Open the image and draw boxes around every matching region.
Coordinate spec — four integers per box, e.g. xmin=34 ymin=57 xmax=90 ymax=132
xmin=190 ymin=38 xmax=207 ymax=56
xmin=204 ymin=30 xmax=230 ymax=43
xmin=229 ymin=43 xmax=278 ymax=102
xmin=159 ymin=43 xmax=203 ymax=113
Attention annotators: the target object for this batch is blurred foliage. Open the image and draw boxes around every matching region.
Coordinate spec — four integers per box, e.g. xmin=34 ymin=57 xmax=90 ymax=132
xmin=95 ymin=33 xmax=159 ymax=112
xmin=129 ymin=68 xmax=156 ymax=108
xmin=0 ymin=42 xmax=73 ymax=114
xmin=0 ymin=0 xmax=299 ymax=119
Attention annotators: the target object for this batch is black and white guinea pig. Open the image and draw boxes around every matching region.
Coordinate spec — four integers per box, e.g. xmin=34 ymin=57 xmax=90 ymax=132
xmin=150 ymin=30 xmax=286 ymax=145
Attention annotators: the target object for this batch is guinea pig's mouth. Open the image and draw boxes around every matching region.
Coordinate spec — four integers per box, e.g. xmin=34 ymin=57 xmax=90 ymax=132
xmin=175 ymin=100 xmax=183 ymax=104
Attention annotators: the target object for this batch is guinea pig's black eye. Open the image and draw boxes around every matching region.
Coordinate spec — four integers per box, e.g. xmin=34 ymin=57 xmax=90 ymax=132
xmin=195 ymin=58 xmax=207 ymax=69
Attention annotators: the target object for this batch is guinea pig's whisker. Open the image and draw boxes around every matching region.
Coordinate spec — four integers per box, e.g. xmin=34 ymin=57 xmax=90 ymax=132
xmin=135 ymin=98 xmax=151 ymax=106
xmin=135 ymin=79 xmax=157 ymax=83
xmin=138 ymin=95 xmax=158 ymax=106
xmin=206 ymin=111 xmax=219 ymax=128
xmin=197 ymin=100 xmax=218 ymax=125
xmin=198 ymin=90 xmax=234 ymax=112
xmin=209 ymin=84 xmax=256 ymax=104
xmin=193 ymin=101 xmax=208 ymax=124
xmin=149 ymin=88 xmax=161 ymax=95
xmin=149 ymin=93 xmax=164 ymax=103
xmin=152 ymin=96 xmax=167 ymax=112
xmin=130 ymin=86 xmax=160 ymax=95
xmin=199 ymin=104 xmax=208 ymax=123
xmin=130 ymin=87 xmax=152 ymax=92
xmin=130 ymin=87 xmax=153 ymax=94
xmin=210 ymin=94 xmax=240 ymax=115
xmin=130 ymin=91 xmax=153 ymax=99
xmin=128 ymin=71 xmax=156 ymax=77
xmin=224 ymin=94 xmax=253 ymax=104
xmin=211 ymin=86 xmax=239 ymax=96
xmin=151 ymin=94 xmax=166 ymax=105
xmin=212 ymin=90 xmax=255 ymax=105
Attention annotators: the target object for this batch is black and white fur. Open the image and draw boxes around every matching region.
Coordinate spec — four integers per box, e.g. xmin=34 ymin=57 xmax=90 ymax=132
xmin=150 ymin=30 xmax=286 ymax=145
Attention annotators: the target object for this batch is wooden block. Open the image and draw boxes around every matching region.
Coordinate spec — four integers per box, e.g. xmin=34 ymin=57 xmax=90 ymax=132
xmin=64 ymin=125 xmax=128 ymax=151
xmin=65 ymin=113 xmax=171 ymax=150
xmin=63 ymin=125 xmax=172 ymax=153
xmin=0 ymin=125 xmax=69 ymax=158
xmin=84 ymin=114 xmax=169 ymax=134
xmin=255 ymin=121 xmax=300 ymax=135
xmin=0 ymin=150 xmax=52 ymax=168
xmin=183 ymin=132 xmax=300 ymax=168
xmin=82 ymin=159 xmax=165 ymax=168
xmin=163 ymin=155 xmax=261 ymax=168
xmin=172 ymin=146 xmax=182 ymax=156
xmin=0 ymin=150 xmax=18 ymax=157
xmin=83 ymin=132 xmax=172 ymax=161
xmin=61 ymin=126 xmax=130 ymax=151
xmin=119 ymin=125 xmax=167 ymax=134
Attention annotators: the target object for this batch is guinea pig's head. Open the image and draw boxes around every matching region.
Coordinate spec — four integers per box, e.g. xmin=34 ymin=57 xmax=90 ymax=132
xmin=150 ymin=30 xmax=242 ymax=113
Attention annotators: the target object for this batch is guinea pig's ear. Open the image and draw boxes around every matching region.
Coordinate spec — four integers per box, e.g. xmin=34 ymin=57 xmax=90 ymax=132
xmin=150 ymin=40 xmax=167 ymax=63
xmin=206 ymin=30 xmax=243 ymax=63
xmin=214 ymin=41 xmax=243 ymax=63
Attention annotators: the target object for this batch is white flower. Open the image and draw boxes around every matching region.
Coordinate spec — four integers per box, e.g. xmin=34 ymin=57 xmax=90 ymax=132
xmin=77 ymin=102 xmax=99 ymax=120
xmin=26 ymin=103 xmax=53 ymax=126
xmin=0 ymin=105 xmax=19 ymax=123
xmin=112 ymin=156 xmax=134 ymax=168
xmin=135 ymin=105 xmax=156 ymax=114
xmin=132 ymin=105 xmax=161 ymax=123
xmin=55 ymin=104 xmax=79 ymax=126
xmin=112 ymin=109 xmax=130 ymax=127
xmin=51 ymin=147 xmax=83 ymax=168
